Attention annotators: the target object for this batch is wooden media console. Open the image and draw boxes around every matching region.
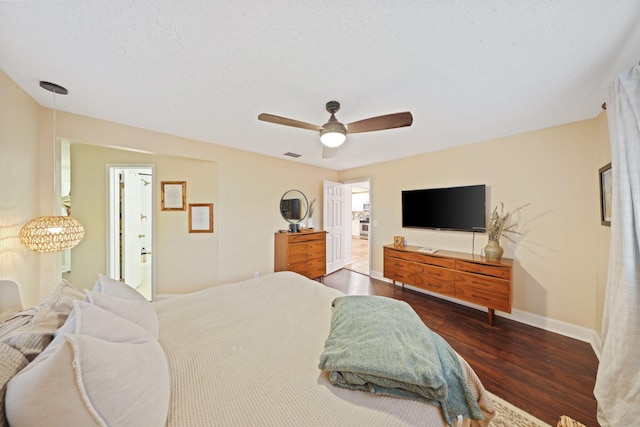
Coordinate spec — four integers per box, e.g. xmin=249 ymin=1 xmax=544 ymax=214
xmin=383 ymin=244 xmax=512 ymax=325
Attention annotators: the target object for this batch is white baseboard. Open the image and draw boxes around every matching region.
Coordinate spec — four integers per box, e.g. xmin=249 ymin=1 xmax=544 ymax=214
xmin=370 ymin=270 xmax=601 ymax=358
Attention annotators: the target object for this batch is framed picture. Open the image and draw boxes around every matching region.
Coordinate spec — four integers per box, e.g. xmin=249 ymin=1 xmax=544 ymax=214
xmin=161 ymin=181 xmax=186 ymax=211
xmin=599 ymin=163 xmax=612 ymax=226
xmin=189 ymin=203 xmax=214 ymax=233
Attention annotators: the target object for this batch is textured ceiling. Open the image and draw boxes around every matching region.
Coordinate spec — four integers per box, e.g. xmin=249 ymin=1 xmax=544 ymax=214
xmin=2 ymin=1 xmax=640 ymax=171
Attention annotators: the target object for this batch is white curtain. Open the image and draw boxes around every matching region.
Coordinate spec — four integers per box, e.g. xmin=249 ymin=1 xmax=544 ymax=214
xmin=594 ymin=63 xmax=640 ymax=426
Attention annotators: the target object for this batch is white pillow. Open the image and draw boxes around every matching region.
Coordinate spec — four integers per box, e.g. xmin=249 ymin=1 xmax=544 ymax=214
xmin=85 ymin=290 xmax=159 ymax=339
xmin=48 ymin=300 xmax=153 ymax=357
xmin=6 ymin=302 xmax=169 ymax=427
xmin=93 ymin=274 xmax=147 ymax=302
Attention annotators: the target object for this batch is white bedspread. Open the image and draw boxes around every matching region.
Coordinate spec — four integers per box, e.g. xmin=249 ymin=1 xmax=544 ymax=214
xmin=154 ymin=271 xmax=494 ymax=426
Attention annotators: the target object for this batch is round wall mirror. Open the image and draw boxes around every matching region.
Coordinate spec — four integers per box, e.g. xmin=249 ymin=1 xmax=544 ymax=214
xmin=280 ymin=189 xmax=308 ymax=231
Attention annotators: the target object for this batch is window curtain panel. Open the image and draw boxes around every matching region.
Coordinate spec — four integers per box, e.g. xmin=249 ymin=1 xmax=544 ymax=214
xmin=594 ymin=63 xmax=640 ymax=425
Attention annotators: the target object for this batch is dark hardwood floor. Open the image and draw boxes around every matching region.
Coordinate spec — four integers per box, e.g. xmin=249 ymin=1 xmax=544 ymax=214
xmin=322 ymin=269 xmax=599 ymax=427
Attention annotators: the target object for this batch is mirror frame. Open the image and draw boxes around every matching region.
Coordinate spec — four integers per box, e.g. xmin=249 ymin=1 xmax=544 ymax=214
xmin=279 ymin=189 xmax=308 ymax=230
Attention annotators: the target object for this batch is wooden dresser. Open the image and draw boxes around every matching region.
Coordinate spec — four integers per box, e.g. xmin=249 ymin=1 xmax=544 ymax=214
xmin=274 ymin=230 xmax=327 ymax=280
xmin=383 ymin=244 xmax=512 ymax=324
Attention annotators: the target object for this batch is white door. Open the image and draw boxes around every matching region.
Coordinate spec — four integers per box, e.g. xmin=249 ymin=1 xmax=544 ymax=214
xmin=122 ymin=170 xmax=142 ymax=288
xmin=323 ymin=180 xmax=347 ymax=274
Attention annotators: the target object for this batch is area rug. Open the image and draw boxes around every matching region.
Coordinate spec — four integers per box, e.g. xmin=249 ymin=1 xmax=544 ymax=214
xmin=489 ymin=392 xmax=552 ymax=427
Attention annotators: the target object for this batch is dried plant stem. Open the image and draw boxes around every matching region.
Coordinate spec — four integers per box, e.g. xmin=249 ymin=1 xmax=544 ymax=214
xmin=487 ymin=202 xmax=529 ymax=243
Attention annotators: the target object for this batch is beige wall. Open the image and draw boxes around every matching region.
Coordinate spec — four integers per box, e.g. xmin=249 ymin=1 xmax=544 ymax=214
xmin=55 ymin=110 xmax=337 ymax=290
xmin=340 ymin=119 xmax=605 ymax=330
xmin=63 ymin=144 xmax=220 ymax=295
xmin=0 ymin=70 xmax=50 ymax=307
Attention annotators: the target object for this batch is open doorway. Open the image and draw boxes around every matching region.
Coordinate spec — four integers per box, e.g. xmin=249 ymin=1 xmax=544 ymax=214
xmin=345 ymin=180 xmax=370 ymax=275
xmin=107 ymin=165 xmax=154 ymax=300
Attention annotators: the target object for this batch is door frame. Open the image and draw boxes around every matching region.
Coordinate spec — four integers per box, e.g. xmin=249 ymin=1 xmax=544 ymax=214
xmin=106 ymin=164 xmax=155 ymax=300
xmin=344 ymin=177 xmax=371 ymax=275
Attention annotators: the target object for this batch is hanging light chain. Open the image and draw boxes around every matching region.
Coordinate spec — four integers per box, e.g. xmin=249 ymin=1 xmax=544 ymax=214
xmin=19 ymin=81 xmax=85 ymax=253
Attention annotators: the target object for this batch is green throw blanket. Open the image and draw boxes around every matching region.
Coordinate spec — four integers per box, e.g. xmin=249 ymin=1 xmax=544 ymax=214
xmin=318 ymin=295 xmax=483 ymax=426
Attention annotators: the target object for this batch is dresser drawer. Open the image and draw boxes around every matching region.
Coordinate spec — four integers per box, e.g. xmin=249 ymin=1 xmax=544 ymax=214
xmin=287 ymin=232 xmax=325 ymax=244
xmin=384 ymin=257 xmax=412 ymax=283
xmin=384 ymin=247 xmax=415 ymax=262
xmin=455 ymin=272 xmax=510 ymax=295
xmin=414 ymin=253 xmax=455 ymax=269
xmin=289 ymin=257 xmax=326 ymax=279
xmin=288 ymin=241 xmax=325 ymax=263
xmin=410 ymin=273 xmax=455 ymax=296
xmin=455 ymin=271 xmax=511 ymax=312
xmin=455 ymin=285 xmax=510 ymax=312
xmin=409 ymin=263 xmax=455 ymax=281
xmin=455 ymin=260 xmax=510 ymax=279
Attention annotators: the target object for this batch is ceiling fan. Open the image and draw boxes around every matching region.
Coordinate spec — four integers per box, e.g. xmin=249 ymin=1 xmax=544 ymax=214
xmin=258 ymin=101 xmax=413 ymax=158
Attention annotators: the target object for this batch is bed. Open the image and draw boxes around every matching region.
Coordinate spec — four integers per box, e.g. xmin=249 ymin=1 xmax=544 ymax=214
xmin=1 ymin=272 xmax=495 ymax=426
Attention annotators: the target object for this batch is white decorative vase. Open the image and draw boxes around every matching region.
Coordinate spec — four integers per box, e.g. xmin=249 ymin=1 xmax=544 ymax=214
xmin=306 ymin=218 xmax=314 ymax=229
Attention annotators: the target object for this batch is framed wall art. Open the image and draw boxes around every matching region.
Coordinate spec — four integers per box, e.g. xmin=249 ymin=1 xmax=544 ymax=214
xmin=189 ymin=203 xmax=214 ymax=233
xmin=599 ymin=163 xmax=612 ymax=226
xmin=161 ymin=181 xmax=186 ymax=211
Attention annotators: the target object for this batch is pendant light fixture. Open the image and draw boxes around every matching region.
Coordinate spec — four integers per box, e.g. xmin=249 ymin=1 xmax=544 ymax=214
xmin=19 ymin=81 xmax=85 ymax=253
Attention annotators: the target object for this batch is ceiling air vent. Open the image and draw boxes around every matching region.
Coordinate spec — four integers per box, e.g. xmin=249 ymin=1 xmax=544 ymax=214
xmin=284 ymin=152 xmax=301 ymax=158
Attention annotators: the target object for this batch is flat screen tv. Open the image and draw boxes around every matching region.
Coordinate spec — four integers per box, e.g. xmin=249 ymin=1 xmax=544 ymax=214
xmin=402 ymin=184 xmax=486 ymax=232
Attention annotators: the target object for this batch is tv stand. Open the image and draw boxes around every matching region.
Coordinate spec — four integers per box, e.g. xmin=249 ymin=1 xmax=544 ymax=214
xmin=383 ymin=244 xmax=512 ymax=325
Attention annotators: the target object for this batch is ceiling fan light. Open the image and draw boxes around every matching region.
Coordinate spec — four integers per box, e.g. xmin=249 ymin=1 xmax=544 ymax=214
xmin=320 ymin=130 xmax=346 ymax=147
xmin=320 ymin=119 xmax=347 ymax=147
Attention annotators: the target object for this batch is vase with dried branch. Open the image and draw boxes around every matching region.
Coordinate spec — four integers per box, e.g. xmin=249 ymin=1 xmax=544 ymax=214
xmin=306 ymin=198 xmax=316 ymax=229
xmin=484 ymin=202 xmax=529 ymax=260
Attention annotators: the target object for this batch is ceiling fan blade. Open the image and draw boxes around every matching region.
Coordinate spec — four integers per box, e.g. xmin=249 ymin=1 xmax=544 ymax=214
xmin=258 ymin=113 xmax=322 ymax=131
xmin=322 ymin=146 xmax=339 ymax=158
xmin=346 ymin=112 xmax=413 ymax=134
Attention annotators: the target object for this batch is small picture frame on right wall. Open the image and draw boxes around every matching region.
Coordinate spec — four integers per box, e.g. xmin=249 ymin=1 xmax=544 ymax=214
xmin=599 ymin=162 xmax=612 ymax=226
xmin=188 ymin=203 xmax=214 ymax=233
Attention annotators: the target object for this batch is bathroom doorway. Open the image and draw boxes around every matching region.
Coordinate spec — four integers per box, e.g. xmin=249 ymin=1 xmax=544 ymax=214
xmin=107 ymin=165 xmax=154 ymax=300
